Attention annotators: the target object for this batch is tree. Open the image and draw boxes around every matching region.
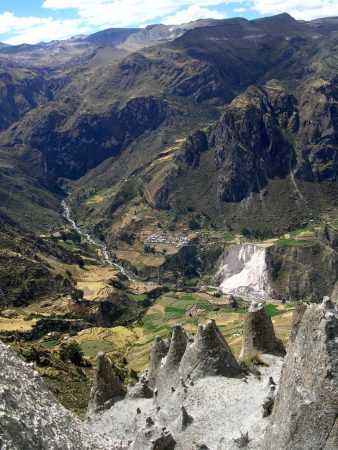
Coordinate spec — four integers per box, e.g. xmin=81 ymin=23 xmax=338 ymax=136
xmin=70 ymin=289 xmax=84 ymax=302
xmin=59 ymin=341 xmax=84 ymax=365
xmin=77 ymin=256 xmax=84 ymax=269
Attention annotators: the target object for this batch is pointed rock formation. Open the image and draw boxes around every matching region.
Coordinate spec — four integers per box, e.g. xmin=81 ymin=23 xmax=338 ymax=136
xmin=147 ymin=336 xmax=169 ymax=388
xmin=239 ymin=302 xmax=286 ymax=361
xmin=263 ymin=297 xmax=338 ymax=450
xmin=180 ymin=405 xmax=194 ymax=429
xmin=157 ymin=325 xmax=188 ymax=388
xmin=289 ymin=302 xmax=308 ymax=343
xmin=128 ymin=377 xmax=154 ymax=399
xmin=180 ymin=319 xmax=241 ymax=380
xmin=87 ymin=352 xmax=126 ymax=415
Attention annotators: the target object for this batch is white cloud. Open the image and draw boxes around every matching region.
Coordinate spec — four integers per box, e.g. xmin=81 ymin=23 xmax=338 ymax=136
xmin=251 ymin=0 xmax=338 ymax=21
xmin=2 ymin=0 xmax=338 ymax=45
xmin=42 ymin=1 xmax=229 ymax=28
xmin=163 ymin=5 xmax=227 ymax=25
xmin=0 ymin=12 xmax=91 ymax=45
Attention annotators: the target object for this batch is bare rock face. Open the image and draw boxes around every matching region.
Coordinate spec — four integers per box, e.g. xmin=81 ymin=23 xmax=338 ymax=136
xmin=87 ymin=352 xmax=126 ymax=415
xmin=147 ymin=336 xmax=170 ymax=388
xmin=180 ymin=319 xmax=241 ymax=380
xmin=263 ymin=297 xmax=338 ymax=450
xmin=239 ymin=302 xmax=286 ymax=361
xmin=289 ymin=302 xmax=308 ymax=343
xmin=0 ymin=341 xmax=115 ymax=450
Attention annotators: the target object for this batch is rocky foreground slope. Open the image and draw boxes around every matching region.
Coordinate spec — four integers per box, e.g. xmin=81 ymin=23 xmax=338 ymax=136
xmin=1 ymin=297 xmax=337 ymax=449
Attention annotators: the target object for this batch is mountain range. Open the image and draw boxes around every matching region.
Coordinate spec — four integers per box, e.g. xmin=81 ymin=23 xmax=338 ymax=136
xmin=0 ymin=12 xmax=338 ymax=307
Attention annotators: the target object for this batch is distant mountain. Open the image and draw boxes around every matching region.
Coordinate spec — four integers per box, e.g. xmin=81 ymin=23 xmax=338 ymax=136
xmin=116 ymin=19 xmax=224 ymax=51
xmin=0 ymin=13 xmax=337 ymax=300
xmin=82 ymin=28 xmax=139 ymax=47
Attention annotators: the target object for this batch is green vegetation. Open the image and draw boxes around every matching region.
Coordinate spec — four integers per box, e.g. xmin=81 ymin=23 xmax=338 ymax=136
xmin=79 ymin=340 xmax=116 ymax=357
xmin=275 ymin=238 xmax=312 ymax=247
xmin=264 ymin=303 xmax=295 ymax=317
xmin=59 ymin=342 xmax=85 ymax=366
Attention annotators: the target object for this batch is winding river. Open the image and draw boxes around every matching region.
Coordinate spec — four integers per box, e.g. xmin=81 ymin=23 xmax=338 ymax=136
xmin=61 ymin=199 xmax=131 ymax=280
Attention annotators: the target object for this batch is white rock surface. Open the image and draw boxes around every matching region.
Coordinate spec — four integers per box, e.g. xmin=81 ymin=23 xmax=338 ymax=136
xmin=219 ymin=244 xmax=271 ymax=299
xmin=89 ymin=342 xmax=284 ymax=450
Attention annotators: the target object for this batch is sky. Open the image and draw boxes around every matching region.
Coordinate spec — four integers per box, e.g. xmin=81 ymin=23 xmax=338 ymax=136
xmin=0 ymin=0 xmax=337 ymax=45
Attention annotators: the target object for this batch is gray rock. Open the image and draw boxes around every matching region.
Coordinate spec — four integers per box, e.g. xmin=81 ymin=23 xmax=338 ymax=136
xmin=0 ymin=342 xmax=117 ymax=449
xmin=180 ymin=319 xmax=241 ymax=380
xmin=288 ymin=302 xmax=308 ymax=343
xmin=180 ymin=405 xmax=194 ymax=429
xmin=263 ymin=297 xmax=338 ymax=450
xmin=157 ymin=324 xmax=188 ymax=389
xmin=147 ymin=336 xmax=169 ymax=388
xmin=87 ymin=352 xmax=126 ymax=415
xmin=128 ymin=377 xmax=154 ymax=399
xmin=239 ymin=302 xmax=286 ymax=361
xmin=262 ymin=385 xmax=276 ymax=418
xmin=131 ymin=420 xmax=176 ymax=450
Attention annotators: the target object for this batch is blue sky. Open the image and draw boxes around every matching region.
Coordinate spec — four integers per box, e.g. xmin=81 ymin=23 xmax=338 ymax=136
xmin=0 ymin=1 xmax=337 ymax=45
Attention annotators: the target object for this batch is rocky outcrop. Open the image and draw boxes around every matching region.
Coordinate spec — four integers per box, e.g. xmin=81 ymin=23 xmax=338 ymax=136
xmin=129 ymin=321 xmax=242 ymax=402
xmin=0 ymin=341 xmax=117 ymax=449
xmin=266 ymin=240 xmax=338 ymax=302
xmin=87 ymin=352 xmax=126 ymax=415
xmin=180 ymin=319 xmax=241 ymax=380
xmin=0 ymin=68 xmax=51 ymax=132
xmin=4 ymin=96 xmax=171 ymax=182
xmin=130 ymin=418 xmax=176 ymax=450
xmin=147 ymin=336 xmax=169 ymax=388
xmin=209 ymin=86 xmax=297 ymax=202
xmin=295 ymin=77 xmax=338 ymax=183
xmin=263 ymin=297 xmax=338 ymax=450
xmin=128 ymin=377 xmax=154 ymax=399
xmin=157 ymin=324 xmax=188 ymax=388
xmin=239 ymin=302 xmax=286 ymax=361
xmin=288 ymin=302 xmax=308 ymax=343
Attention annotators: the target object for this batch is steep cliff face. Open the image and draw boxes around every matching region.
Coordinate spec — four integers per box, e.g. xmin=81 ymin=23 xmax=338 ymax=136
xmin=218 ymin=244 xmax=271 ymax=299
xmin=0 ymin=216 xmax=75 ymax=308
xmin=208 ymin=86 xmax=297 ymax=202
xmin=266 ymin=241 xmax=338 ymax=301
xmin=4 ymin=96 xmax=171 ymax=181
xmin=263 ymin=297 xmax=338 ymax=450
xmin=296 ymin=76 xmax=338 ymax=182
xmin=0 ymin=68 xmax=51 ymax=132
xmin=217 ymin=239 xmax=338 ymax=302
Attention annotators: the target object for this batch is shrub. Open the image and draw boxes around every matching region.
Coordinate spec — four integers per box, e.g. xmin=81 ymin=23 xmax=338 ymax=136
xmin=188 ymin=218 xmax=201 ymax=231
xmin=233 ymin=431 xmax=251 ymax=448
xmin=144 ymin=244 xmax=155 ymax=254
xmin=59 ymin=342 xmax=84 ymax=366
xmin=70 ymin=289 xmax=84 ymax=302
xmin=119 ymin=231 xmax=135 ymax=245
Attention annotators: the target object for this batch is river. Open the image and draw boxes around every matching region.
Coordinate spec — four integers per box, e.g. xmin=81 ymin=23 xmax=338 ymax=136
xmin=61 ymin=199 xmax=131 ymax=280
